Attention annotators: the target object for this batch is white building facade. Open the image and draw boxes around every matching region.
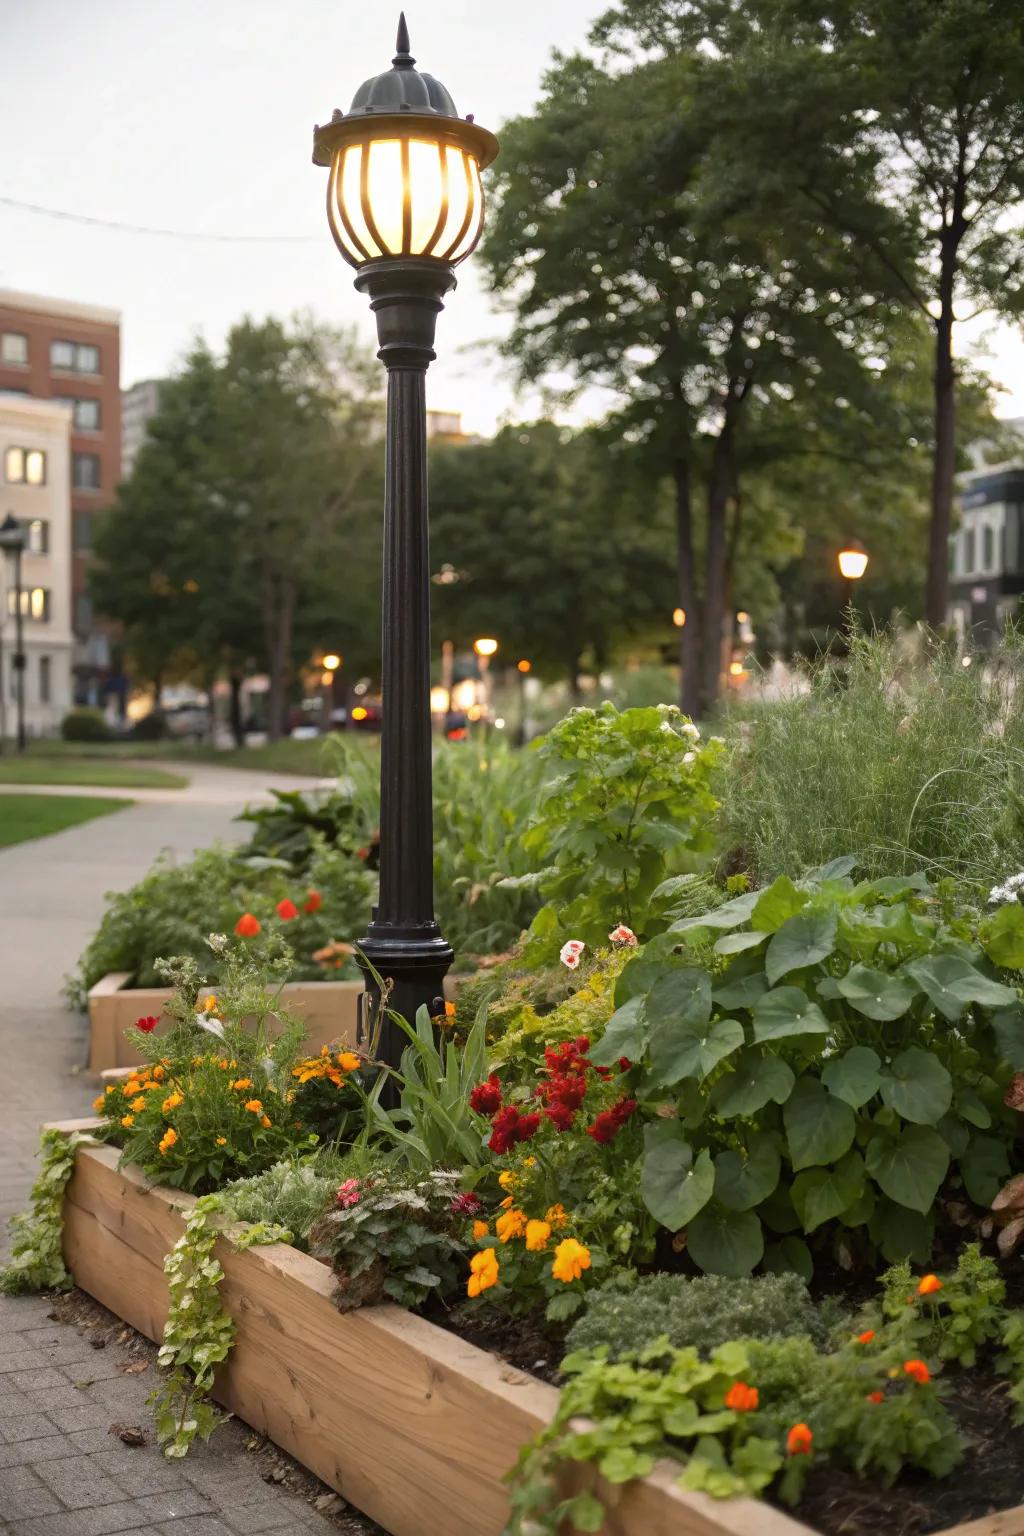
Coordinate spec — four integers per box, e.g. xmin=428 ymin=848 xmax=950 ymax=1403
xmin=120 ymin=378 xmax=163 ymax=479
xmin=0 ymin=396 xmax=74 ymax=736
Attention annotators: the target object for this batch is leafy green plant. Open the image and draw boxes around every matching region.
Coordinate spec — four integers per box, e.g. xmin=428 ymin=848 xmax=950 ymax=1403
xmin=874 ymin=1245 xmax=1006 ymax=1368
xmin=307 ymin=1164 xmax=467 ymax=1310
xmin=566 ymin=1272 xmax=832 ymax=1360
xmin=220 ymin=1153 xmax=353 ymax=1249
xmin=587 ymin=862 xmax=1024 ymax=1276
xmin=510 ymin=703 xmax=722 ymax=961
xmin=0 ymin=1129 xmax=93 ymax=1295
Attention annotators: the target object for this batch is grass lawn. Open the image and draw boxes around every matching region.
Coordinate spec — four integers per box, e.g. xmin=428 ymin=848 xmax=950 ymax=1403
xmin=19 ymin=736 xmax=358 ymax=777
xmin=0 ymin=793 xmax=133 ymax=848
xmin=0 ymin=757 xmax=186 ymax=790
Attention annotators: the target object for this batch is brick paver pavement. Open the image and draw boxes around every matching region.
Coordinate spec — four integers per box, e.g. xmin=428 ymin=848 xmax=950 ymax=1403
xmin=0 ymin=765 xmax=357 ymax=1536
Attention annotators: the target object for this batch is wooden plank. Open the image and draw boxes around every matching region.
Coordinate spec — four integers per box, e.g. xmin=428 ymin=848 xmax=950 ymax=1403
xmin=936 ymin=1514 xmax=1024 ymax=1536
xmin=59 ymin=1142 xmax=822 ymax=1536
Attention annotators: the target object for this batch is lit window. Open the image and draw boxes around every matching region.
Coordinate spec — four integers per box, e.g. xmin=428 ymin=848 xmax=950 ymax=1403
xmin=72 ymin=452 xmax=101 ymax=491
xmin=27 ymin=518 xmax=48 ymax=555
xmin=1 ymin=332 xmax=28 ymax=365
xmin=4 ymin=446 xmax=46 ymax=485
xmin=7 ymin=587 xmax=50 ymax=622
xmin=39 ymin=654 xmax=51 ymax=705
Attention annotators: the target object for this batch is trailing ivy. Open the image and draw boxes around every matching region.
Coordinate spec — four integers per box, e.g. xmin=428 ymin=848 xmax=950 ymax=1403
xmin=150 ymin=1193 xmax=292 ymax=1458
xmin=0 ymin=1129 xmax=93 ymax=1295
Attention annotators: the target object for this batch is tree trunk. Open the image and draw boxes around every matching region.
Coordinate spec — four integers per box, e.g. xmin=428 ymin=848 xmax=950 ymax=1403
xmin=926 ymin=239 xmax=958 ymax=630
xmin=228 ymin=668 xmax=246 ymax=749
xmin=702 ymin=432 xmax=732 ymax=716
xmin=674 ymin=458 xmax=702 ymax=720
xmin=264 ymin=576 xmax=296 ymax=741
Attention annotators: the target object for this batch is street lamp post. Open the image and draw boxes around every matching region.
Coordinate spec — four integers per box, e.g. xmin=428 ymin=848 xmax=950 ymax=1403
xmin=837 ymin=540 xmax=869 ymax=623
xmin=314 ymin=15 xmax=499 ymax=1068
xmin=0 ymin=514 xmax=27 ymax=754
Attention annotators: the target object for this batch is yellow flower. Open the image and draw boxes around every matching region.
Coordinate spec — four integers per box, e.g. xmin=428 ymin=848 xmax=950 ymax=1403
xmin=152 ymin=1065 xmax=166 ymax=1082
xmin=525 ymin=1219 xmax=552 ymax=1253
xmin=499 ymin=1195 xmax=514 ymax=1209
xmin=545 ymin=1203 xmax=569 ymax=1229
xmin=203 ymin=995 xmax=219 ymax=1015
xmin=472 ymin=1220 xmax=489 ymax=1240
xmin=215 ymin=1136 xmax=227 ymax=1146
xmin=337 ymin=1051 xmax=361 ymax=1073
xmin=104 ymin=1084 xmax=118 ymax=1095
xmin=124 ymin=1079 xmax=143 ymax=1096
xmin=260 ymin=1115 xmax=272 ymax=1129
xmin=467 ymin=1248 xmax=499 ymax=1298
xmin=218 ymin=1058 xmax=230 ymax=1070
xmin=244 ymin=1099 xmax=263 ymax=1114
xmin=120 ymin=1114 xmax=134 ymax=1128
xmin=495 ymin=1208 xmax=528 ymax=1244
xmin=128 ymin=1096 xmax=145 ymax=1112
xmin=231 ymin=1078 xmax=253 ymax=1092
xmin=162 ymin=1092 xmax=184 ymax=1113
xmin=498 ymin=1170 xmax=517 ymax=1192
xmin=551 ymin=1238 xmax=591 ymax=1284
xmin=92 ymin=1095 xmax=105 ymax=1112
xmin=158 ymin=1127 xmax=178 ymax=1155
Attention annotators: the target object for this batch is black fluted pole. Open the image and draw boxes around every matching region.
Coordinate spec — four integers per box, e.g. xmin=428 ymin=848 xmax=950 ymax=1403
xmin=353 ymin=258 xmax=456 ymax=1074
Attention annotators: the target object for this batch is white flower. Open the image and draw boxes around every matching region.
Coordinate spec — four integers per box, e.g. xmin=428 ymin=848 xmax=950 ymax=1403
xmin=682 ymin=721 xmax=700 ymax=741
xmin=194 ymin=1012 xmax=226 ymax=1039
xmin=206 ymin=932 xmax=228 ymax=955
xmin=608 ymin=924 xmax=638 ymax=947
xmin=990 ymin=872 xmax=1024 ymax=904
xmin=683 ymin=751 xmax=696 ymax=764
xmin=560 ymin=939 xmax=585 ymax=970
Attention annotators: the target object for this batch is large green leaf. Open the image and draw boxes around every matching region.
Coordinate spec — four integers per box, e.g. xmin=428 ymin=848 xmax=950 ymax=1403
xmin=991 ymin=1004 xmax=1024 ymax=1068
xmin=714 ymin=1134 xmax=781 ymax=1212
xmin=765 ymin=910 xmax=837 ymax=986
xmin=648 ymin=1015 xmax=745 ymax=1086
xmin=864 ymin=1125 xmax=950 ymax=1213
xmin=836 ymin=965 xmax=919 ymax=1022
xmin=687 ymin=1206 xmax=764 ymax=1276
xmin=790 ymin=1150 xmax=865 ymax=1233
xmin=878 ymin=1047 xmax=952 ymax=1125
xmin=903 ymin=954 xmax=1017 ymax=1022
xmin=713 ymin=969 xmax=768 ymax=1011
xmin=711 ymin=1050 xmax=795 ymax=1118
xmin=821 ymin=1046 xmax=881 ymax=1108
xmin=645 ymin=967 xmax=712 ymax=1030
xmin=839 ymin=901 xmax=921 ymax=956
xmin=752 ymin=987 xmax=830 ymax=1044
xmin=641 ymin=1136 xmax=715 ymax=1231
xmin=751 ymin=876 xmax=808 ymax=934
xmin=714 ymin=931 xmax=768 ymax=956
xmin=589 ymin=995 xmax=647 ymax=1067
xmin=982 ymin=902 xmax=1024 ymax=970
xmin=671 ymin=890 xmax=759 ymax=934
xmin=761 ymin=1236 xmax=813 ymax=1281
xmin=960 ymin=1135 xmax=1011 ymax=1206
xmin=870 ymin=1198 xmax=935 ymax=1263
xmin=783 ymin=1080 xmax=856 ymax=1171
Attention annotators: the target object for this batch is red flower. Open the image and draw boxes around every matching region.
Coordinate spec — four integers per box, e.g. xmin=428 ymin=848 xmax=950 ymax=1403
xmin=304 ymin=890 xmax=322 ymax=914
xmin=276 ymin=898 xmax=300 ymax=922
xmin=787 ymin=1423 xmax=813 ymax=1457
xmin=488 ymin=1106 xmax=541 ymax=1155
xmin=544 ymin=1102 xmax=577 ymax=1132
xmin=469 ymin=1074 xmax=502 ymax=1116
xmin=136 ymin=1015 xmax=159 ymax=1033
xmin=904 ymin=1359 xmax=930 ymax=1384
xmin=618 ymin=1057 xmax=633 ymax=1072
xmin=867 ymin=1391 xmax=885 ymax=1404
xmin=586 ymin=1098 xmax=638 ymax=1145
xmin=234 ymin=912 xmax=260 ymax=937
xmin=356 ymin=847 xmax=370 ymax=861
xmin=450 ymin=1192 xmax=482 ymax=1217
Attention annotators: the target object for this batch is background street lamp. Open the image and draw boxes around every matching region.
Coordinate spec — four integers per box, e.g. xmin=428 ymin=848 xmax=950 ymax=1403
xmin=0 ymin=514 xmax=27 ymax=754
xmin=314 ymin=15 xmax=498 ymax=1067
xmin=837 ymin=539 xmax=869 ymax=618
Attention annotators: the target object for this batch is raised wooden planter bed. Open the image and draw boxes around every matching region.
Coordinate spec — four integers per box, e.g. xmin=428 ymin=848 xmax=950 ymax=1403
xmin=87 ymin=972 xmax=464 ymax=1077
xmin=56 ymin=1134 xmax=815 ymax=1536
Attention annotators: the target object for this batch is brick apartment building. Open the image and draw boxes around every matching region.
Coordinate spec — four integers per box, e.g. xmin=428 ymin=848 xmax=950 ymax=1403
xmin=0 ymin=289 xmax=121 ymax=706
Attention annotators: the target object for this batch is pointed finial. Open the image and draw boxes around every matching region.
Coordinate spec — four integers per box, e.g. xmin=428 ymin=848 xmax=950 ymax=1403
xmin=393 ymin=13 xmax=415 ymax=68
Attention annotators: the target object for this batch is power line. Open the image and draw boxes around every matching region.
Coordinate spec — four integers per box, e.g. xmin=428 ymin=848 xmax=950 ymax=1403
xmin=0 ymin=194 xmax=320 ymax=245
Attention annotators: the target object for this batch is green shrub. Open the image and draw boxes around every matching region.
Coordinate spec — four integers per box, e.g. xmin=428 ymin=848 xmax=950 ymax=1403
xmin=588 ymin=862 xmax=1024 ymax=1276
xmin=221 ymin=1152 xmax=356 ymax=1248
xmin=61 ymin=707 xmax=110 ymax=742
xmin=566 ymin=1272 xmax=831 ymax=1359
xmin=719 ymin=630 xmax=1024 ymax=889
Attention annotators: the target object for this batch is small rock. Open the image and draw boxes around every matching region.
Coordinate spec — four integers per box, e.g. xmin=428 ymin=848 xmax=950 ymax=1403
xmin=263 ymin=1464 xmax=288 ymax=1484
xmin=110 ymin=1423 xmax=147 ymax=1447
xmin=122 ymin=1360 xmax=148 ymax=1375
xmin=314 ymin=1492 xmax=346 ymax=1513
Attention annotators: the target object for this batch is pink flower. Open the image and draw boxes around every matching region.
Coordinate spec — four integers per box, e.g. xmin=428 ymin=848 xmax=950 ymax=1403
xmin=335 ymin=1178 xmax=361 ymax=1208
xmin=608 ymin=924 xmax=638 ymax=947
xmin=560 ymin=940 xmax=585 ymax=970
xmin=450 ymin=1192 xmax=482 ymax=1217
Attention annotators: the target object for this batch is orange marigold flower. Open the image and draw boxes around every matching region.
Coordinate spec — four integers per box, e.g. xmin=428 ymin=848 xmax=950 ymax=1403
xmin=105 ymin=1084 xmax=118 ymax=1095
xmin=337 ymin=1051 xmax=361 ymax=1073
xmin=495 ymin=1208 xmax=528 ymax=1243
xmin=467 ymin=1247 xmax=499 ymax=1298
xmin=244 ymin=1099 xmax=263 ymax=1114
xmin=545 ymin=1203 xmax=569 ymax=1229
xmin=551 ymin=1238 xmax=591 ymax=1284
xmin=445 ymin=1000 xmax=457 ymax=1018
xmin=230 ymin=1078 xmax=253 ymax=1092
xmin=499 ymin=1195 xmax=514 ymax=1210
xmin=786 ymin=1423 xmax=813 ymax=1457
xmin=904 ymin=1359 xmax=930 ymax=1384
xmin=162 ymin=1092 xmax=184 ymax=1113
xmin=218 ymin=1058 xmax=230 ymax=1070
xmin=472 ymin=1220 xmax=489 ymax=1240
xmin=152 ymin=1065 xmax=166 ymax=1081
xmin=215 ymin=1136 xmax=227 ymax=1146
xmin=856 ymin=1330 xmax=876 ymax=1345
xmin=276 ymin=898 xmax=299 ymax=922
xmin=917 ymin=1274 xmax=943 ymax=1296
xmin=92 ymin=1095 xmax=105 ymax=1112
xmin=120 ymin=1114 xmax=134 ymax=1128
xmin=725 ymin=1382 xmax=759 ymax=1414
xmin=235 ymin=912 xmax=260 ymax=937
xmin=525 ymin=1219 xmax=552 ymax=1253
xmin=260 ymin=1115 xmax=271 ymax=1129
xmin=158 ymin=1128 xmax=178 ymax=1155
xmin=867 ymin=1391 xmax=885 ymax=1404
xmin=130 ymin=1096 xmax=146 ymax=1112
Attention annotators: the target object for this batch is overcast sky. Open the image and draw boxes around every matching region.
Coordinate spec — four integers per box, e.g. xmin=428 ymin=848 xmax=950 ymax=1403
xmin=1 ymin=0 xmax=1021 ymax=434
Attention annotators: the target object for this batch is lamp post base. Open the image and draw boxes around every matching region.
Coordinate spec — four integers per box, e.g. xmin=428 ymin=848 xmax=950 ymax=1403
xmin=358 ymin=918 xmax=454 ymax=1088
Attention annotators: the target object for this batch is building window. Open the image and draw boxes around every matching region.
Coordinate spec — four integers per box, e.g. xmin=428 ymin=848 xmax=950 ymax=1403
xmin=51 ymin=340 xmax=100 ymax=374
xmin=983 ymin=525 xmax=995 ymax=572
xmin=1 ymin=332 xmax=28 ymax=365
xmin=55 ymin=396 xmax=101 ymax=431
xmin=74 ymin=592 xmax=93 ymax=633
xmin=39 ymin=655 xmax=51 ymax=705
xmin=965 ymin=528 xmax=976 ymax=573
xmin=73 ymin=512 xmax=92 ymax=552
xmin=72 ymin=451 xmax=101 ymax=491
xmin=8 ymin=587 xmax=50 ymax=622
xmin=4 ymin=446 xmax=46 ymax=485
xmin=25 ymin=518 xmax=48 ymax=555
